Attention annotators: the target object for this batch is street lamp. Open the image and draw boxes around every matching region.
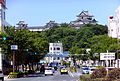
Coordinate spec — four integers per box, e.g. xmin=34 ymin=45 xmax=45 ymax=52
xmin=115 ymin=15 xmax=119 ymax=68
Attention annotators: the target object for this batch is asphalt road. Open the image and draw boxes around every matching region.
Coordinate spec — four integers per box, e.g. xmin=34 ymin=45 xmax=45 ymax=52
xmin=4 ymin=70 xmax=80 ymax=81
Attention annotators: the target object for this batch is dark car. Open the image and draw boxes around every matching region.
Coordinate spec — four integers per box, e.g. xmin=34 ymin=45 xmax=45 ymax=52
xmin=40 ymin=65 xmax=45 ymax=74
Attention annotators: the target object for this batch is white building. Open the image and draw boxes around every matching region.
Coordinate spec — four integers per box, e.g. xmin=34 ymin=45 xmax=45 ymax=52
xmin=0 ymin=0 xmax=10 ymax=33
xmin=45 ymin=43 xmax=63 ymax=63
xmin=45 ymin=42 xmax=69 ymax=63
xmin=108 ymin=16 xmax=117 ymax=38
xmin=108 ymin=6 xmax=120 ymax=39
xmin=49 ymin=43 xmax=63 ymax=54
xmin=115 ymin=6 xmax=120 ymax=39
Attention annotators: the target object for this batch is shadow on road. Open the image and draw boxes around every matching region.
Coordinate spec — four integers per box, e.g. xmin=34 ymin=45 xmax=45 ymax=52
xmin=25 ymin=73 xmax=45 ymax=78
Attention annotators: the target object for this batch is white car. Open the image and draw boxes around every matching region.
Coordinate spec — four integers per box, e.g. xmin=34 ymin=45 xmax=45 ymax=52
xmin=0 ymin=70 xmax=4 ymax=81
xmin=45 ymin=67 xmax=53 ymax=76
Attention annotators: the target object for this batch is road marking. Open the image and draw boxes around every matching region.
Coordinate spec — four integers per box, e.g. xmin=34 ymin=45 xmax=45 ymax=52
xmin=68 ymin=71 xmax=74 ymax=77
xmin=63 ymin=80 xmax=67 ymax=81
xmin=76 ymin=79 xmax=80 ymax=81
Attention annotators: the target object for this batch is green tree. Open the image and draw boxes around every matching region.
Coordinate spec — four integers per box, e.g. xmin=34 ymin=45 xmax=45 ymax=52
xmin=3 ymin=26 xmax=49 ymax=71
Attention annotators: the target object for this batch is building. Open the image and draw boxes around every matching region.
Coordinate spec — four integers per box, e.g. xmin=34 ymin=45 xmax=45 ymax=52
xmin=27 ymin=26 xmax=46 ymax=32
xmin=45 ymin=42 xmax=69 ymax=63
xmin=15 ymin=11 xmax=97 ymax=31
xmin=0 ymin=0 xmax=10 ymax=33
xmin=108 ymin=16 xmax=117 ymax=38
xmin=16 ymin=21 xmax=28 ymax=29
xmin=108 ymin=6 xmax=120 ymax=39
xmin=115 ymin=6 xmax=120 ymax=39
xmin=45 ymin=20 xmax=59 ymax=28
xmin=70 ymin=10 xmax=97 ymax=29
xmin=15 ymin=20 xmax=59 ymax=32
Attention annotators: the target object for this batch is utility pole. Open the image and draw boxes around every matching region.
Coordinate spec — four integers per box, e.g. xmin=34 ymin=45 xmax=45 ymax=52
xmin=0 ymin=48 xmax=2 ymax=71
xmin=13 ymin=51 xmax=15 ymax=72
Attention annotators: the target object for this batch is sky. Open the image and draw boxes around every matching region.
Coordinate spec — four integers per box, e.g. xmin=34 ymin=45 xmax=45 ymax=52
xmin=6 ymin=0 xmax=120 ymax=27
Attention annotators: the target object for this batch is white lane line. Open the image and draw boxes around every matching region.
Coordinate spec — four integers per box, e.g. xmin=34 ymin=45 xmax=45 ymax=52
xmin=68 ymin=71 xmax=74 ymax=77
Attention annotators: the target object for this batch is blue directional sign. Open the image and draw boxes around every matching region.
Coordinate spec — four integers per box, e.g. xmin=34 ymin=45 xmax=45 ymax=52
xmin=11 ymin=45 xmax=18 ymax=50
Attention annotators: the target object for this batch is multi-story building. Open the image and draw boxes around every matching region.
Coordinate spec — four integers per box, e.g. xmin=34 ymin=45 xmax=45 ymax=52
xmin=115 ymin=6 xmax=120 ymax=39
xmin=45 ymin=42 xmax=69 ymax=63
xmin=0 ymin=0 xmax=10 ymax=33
xmin=108 ymin=16 xmax=117 ymax=38
xmin=108 ymin=6 xmax=120 ymax=39
xmin=0 ymin=0 xmax=6 ymax=33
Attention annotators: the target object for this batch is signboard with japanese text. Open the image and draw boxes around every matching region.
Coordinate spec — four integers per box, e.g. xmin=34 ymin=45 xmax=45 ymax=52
xmin=100 ymin=53 xmax=115 ymax=60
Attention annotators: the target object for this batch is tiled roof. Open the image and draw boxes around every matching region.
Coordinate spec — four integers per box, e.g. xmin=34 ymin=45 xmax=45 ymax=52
xmin=27 ymin=26 xmax=45 ymax=29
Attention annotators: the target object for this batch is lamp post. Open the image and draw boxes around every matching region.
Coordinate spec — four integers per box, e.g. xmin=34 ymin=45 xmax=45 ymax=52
xmin=116 ymin=16 xmax=119 ymax=68
xmin=13 ymin=51 xmax=15 ymax=72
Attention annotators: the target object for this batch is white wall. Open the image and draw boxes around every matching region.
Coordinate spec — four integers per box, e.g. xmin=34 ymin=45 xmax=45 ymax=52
xmin=108 ymin=6 xmax=120 ymax=39
xmin=108 ymin=16 xmax=117 ymax=38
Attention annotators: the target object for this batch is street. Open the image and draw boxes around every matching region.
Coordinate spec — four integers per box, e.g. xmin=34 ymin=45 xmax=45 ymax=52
xmin=4 ymin=70 xmax=81 ymax=81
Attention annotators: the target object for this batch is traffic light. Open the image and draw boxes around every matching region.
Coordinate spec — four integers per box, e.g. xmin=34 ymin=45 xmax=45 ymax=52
xmin=3 ymin=37 xmax=6 ymax=40
xmin=0 ymin=36 xmax=13 ymax=40
xmin=3 ymin=37 xmax=13 ymax=40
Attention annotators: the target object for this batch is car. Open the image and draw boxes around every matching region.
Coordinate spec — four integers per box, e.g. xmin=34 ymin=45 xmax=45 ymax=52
xmin=0 ymin=70 xmax=4 ymax=81
xmin=45 ymin=67 xmax=53 ymax=76
xmin=60 ymin=68 xmax=68 ymax=74
xmin=82 ymin=67 xmax=90 ymax=74
xmin=89 ymin=67 xmax=96 ymax=74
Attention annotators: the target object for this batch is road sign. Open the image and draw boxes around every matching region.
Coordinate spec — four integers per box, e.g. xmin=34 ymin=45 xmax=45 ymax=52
xmin=11 ymin=45 xmax=18 ymax=50
xmin=100 ymin=52 xmax=115 ymax=60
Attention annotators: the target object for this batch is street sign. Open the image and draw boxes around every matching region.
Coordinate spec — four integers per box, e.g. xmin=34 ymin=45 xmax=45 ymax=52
xmin=11 ymin=45 xmax=18 ymax=50
xmin=100 ymin=52 xmax=115 ymax=60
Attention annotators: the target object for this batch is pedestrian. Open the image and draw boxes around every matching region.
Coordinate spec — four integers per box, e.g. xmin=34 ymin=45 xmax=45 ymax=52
xmin=40 ymin=64 xmax=45 ymax=74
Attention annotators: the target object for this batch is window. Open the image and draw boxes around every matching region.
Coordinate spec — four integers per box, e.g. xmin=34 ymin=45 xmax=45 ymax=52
xmin=53 ymin=57 xmax=56 ymax=60
xmin=57 ymin=47 xmax=60 ymax=50
xmin=50 ymin=47 xmax=52 ymax=50
xmin=57 ymin=57 xmax=60 ymax=60
xmin=4 ymin=12 xmax=5 ymax=20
